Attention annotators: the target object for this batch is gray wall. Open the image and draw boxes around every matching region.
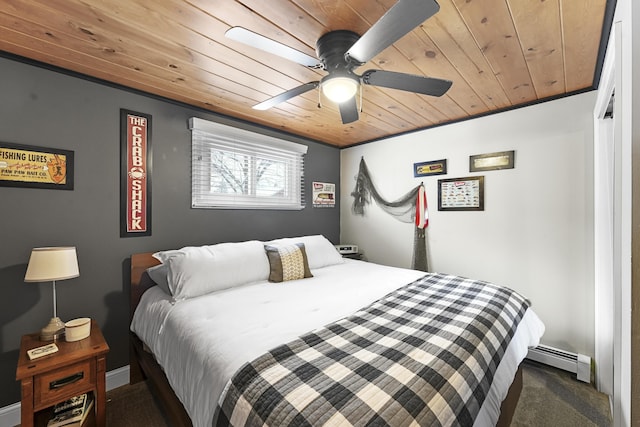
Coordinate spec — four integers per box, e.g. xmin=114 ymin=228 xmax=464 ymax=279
xmin=0 ymin=56 xmax=340 ymax=407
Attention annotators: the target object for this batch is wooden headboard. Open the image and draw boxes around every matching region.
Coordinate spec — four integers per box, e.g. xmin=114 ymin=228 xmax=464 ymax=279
xmin=129 ymin=252 xmax=160 ymax=324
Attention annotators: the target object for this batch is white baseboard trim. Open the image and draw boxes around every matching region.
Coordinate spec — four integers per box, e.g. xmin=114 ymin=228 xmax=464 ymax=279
xmin=0 ymin=402 xmax=20 ymax=427
xmin=105 ymin=365 xmax=130 ymax=391
xmin=0 ymin=365 xmax=130 ymax=427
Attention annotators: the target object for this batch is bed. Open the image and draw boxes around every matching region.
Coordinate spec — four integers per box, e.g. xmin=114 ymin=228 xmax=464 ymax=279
xmin=129 ymin=235 xmax=544 ymax=427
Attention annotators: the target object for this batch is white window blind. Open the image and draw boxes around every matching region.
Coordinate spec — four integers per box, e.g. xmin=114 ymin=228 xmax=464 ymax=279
xmin=189 ymin=118 xmax=307 ymax=210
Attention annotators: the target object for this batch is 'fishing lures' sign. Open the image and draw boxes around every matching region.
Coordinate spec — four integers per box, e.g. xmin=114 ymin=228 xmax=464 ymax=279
xmin=0 ymin=142 xmax=74 ymax=190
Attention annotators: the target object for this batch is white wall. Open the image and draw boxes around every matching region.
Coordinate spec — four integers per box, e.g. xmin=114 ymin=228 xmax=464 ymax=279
xmin=341 ymin=92 xmax=596 ymax=357
xmin=609 ymin=0 xmax=638 ymax=423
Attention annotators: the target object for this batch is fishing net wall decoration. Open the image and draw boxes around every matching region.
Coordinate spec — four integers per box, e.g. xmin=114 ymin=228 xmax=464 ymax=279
xmin=351 ymin=158 xmax=429 ymax=271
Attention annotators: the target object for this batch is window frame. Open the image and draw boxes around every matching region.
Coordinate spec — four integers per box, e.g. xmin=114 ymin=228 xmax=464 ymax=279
xmin=189 ymin=118 xmax=307 ymax=210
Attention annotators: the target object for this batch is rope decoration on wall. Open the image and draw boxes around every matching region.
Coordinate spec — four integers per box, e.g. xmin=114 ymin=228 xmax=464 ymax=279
xmin=351 ymin=158 xmax=429 ymax=271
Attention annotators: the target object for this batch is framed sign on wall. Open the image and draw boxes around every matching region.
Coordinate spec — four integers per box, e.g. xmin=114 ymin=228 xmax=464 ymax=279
xmin=469 ymin=150 xmax=515 ymax=172
xmin=312 ymin=182 xmax=336 ymax=208
xmin=120 ymin=109 xmax=152 ymax=237
xmin=0 ymin=142 xmax=74 ymax=190
xmin=413 ymin=159 xmax=447 ymax=177
xmin=438 ymin=176 xmax=484 ymax=211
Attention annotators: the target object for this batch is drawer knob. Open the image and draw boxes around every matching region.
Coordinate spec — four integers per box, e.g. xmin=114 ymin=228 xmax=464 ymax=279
xmin=49 ymin=372 xmax=84 ymax=389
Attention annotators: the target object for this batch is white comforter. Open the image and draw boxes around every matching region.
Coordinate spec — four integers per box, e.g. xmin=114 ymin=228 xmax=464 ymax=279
xmin=131 ymin=260 xmax=544 ymax=427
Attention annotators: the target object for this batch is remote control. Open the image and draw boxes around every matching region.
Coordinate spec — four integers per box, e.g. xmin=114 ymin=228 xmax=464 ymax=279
xmin=27 ymin=343 xmax=59 ymax=360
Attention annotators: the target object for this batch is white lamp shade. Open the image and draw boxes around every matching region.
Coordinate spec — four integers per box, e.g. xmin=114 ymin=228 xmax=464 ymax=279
xmin=321 ymin=75 xmax=359 ymax=103
xmin=24 ymin=247 xmax=79 ymax=282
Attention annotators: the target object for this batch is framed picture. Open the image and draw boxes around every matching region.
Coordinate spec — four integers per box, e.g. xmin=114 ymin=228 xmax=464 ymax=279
xmin=0 ymin=142 xmax=74 ymax=190
xmin=438 ymin=176 xmax=484 ymax=211
xmin=413 ymin=159 xmax=447 ymax=177
xmin=120 ymin=109 xmax=152 ymax=237
xmin=312 ymin=182 xmax=336 ymax=208
xmin=469 ymin=150 xmax=514 ymax=172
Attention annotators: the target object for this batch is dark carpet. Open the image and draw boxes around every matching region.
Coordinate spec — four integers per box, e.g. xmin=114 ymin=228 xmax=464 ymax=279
xmin=512 ymin=360 xmax=611 ymax=426
xmin=106 ymin=380 xmax=169 ymax=427
xmin=104 ymin=360 xmax=612 ymax=426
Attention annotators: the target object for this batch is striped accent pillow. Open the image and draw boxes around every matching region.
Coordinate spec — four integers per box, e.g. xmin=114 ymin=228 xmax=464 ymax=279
xmin=264 ymin=243 xmax=313 ymax=282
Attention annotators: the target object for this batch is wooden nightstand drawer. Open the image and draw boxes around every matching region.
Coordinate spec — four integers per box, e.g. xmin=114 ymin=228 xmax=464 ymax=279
xmin=34 ymin=359 xmax=95 ymax=409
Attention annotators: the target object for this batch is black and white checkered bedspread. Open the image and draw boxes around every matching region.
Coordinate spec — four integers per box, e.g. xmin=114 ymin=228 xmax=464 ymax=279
xmin=215 ymin=273 xmax=530 ymax=427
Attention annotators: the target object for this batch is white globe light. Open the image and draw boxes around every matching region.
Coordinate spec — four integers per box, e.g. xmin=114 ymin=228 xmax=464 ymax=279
xmin=322 ymin=75 xmax=358 ymax=103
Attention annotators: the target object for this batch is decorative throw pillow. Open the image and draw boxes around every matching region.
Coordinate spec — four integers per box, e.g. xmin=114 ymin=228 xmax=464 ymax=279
xmin=265 ymin=235 xmax=344 ymax=269
xmin=264 ymin=243 xmax=313 ymax=283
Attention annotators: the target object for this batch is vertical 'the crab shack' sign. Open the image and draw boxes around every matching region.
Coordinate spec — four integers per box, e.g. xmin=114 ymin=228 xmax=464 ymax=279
xmin=120 ymin=109 xmax=152 ymax=237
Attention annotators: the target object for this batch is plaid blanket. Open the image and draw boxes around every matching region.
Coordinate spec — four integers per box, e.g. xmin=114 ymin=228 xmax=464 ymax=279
xmin=215 ymin=273 xmax=529 ymax=427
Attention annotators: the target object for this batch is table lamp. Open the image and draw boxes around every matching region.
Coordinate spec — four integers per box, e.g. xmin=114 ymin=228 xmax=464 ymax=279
xmin=24 ymin=247 xmax=79 ymax=341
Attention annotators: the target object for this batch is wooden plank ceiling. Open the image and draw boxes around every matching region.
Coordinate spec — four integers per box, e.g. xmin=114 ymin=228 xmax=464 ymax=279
xmin=0 ymin=0 xmax=609 ymax=147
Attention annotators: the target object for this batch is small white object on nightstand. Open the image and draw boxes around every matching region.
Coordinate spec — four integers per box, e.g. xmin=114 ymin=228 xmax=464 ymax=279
xmin=27 ymin=343 xmax=59 ymax=360
xmin=65 ymin=317 xmax=91 ymax=342
xmin=335 ymin=244 xmax=358 ymax=255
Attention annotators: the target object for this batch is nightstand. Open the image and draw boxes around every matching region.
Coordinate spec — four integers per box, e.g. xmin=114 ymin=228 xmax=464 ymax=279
xmin=16 ymin=320 xmax=109 ymax=427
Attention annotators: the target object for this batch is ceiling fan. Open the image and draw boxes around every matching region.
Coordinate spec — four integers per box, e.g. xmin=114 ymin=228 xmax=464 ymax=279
xmin=225 ymin=0 xmax=452 ymax=124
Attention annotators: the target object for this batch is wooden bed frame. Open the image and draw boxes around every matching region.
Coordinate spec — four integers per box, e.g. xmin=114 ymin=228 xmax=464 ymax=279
xmin=129 ymin=253 xmax=192 ymax=427
xmin=129 ymin=252 xmax=522 ymax=427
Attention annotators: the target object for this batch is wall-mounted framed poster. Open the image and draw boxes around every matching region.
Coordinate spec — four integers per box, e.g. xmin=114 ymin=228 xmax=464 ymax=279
xmin=312 ymin=182 xmax=336 ymax=208
xmin=438 ymin=176 xmax=484 ymax=211
xmin=413 ymin=159 xmax=447 ymax=177
xmin=120 ymin=109 xmax=152 ymax=237
xmin=0 ymin=142 xmax=74 ymax=190
xmin=469 ymin=150 xmax=514 ymax=172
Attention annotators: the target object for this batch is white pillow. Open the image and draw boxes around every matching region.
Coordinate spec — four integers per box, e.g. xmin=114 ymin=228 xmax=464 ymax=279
xmin=152 ymin=240 xmax=270 ymax=300
xmin=265 ymin=235 xmax=343 ymax=269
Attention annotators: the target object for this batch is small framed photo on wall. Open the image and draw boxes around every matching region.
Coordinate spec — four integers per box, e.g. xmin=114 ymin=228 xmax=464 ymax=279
xmin=413 ymin=159 xmax=447 ymax=177
xmin=469 ymin=150 xmax=514 ymax=172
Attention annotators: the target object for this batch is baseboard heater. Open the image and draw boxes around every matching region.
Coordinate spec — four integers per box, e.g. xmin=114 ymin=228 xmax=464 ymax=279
xmin=526 ymin=344 xmax=591 ymax=383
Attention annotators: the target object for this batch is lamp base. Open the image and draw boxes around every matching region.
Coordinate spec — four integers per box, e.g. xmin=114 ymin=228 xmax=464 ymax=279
xmin=40 ymin=317 xmax=65 ymax=341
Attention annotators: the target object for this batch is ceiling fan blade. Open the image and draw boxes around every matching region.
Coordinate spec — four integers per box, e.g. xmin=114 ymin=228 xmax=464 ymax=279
xmin=225 ymin=27 xmax=321 ymax=68
xmin=346 ymin=0 xmax=440 ymax=65
xmin=339 ymin=97 xmax=359 ymax=124
xmin=253 ymin=82 xmax=319 ymax=110
xmin=362 ymin=69 xmax=452 ymax=97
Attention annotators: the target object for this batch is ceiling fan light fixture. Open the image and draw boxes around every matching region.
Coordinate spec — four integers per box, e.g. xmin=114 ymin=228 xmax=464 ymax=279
xmin=321 ymin=74 xmax=359 ymax=104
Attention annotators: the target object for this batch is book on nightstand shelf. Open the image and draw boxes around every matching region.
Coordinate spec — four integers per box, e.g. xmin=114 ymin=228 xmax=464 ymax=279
xmin=47 ymin=392 xmax=94 ymax=427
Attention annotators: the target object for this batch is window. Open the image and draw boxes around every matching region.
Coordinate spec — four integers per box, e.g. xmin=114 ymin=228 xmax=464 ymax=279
xmin=189 ymin=118 xmax=307 ymax=210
